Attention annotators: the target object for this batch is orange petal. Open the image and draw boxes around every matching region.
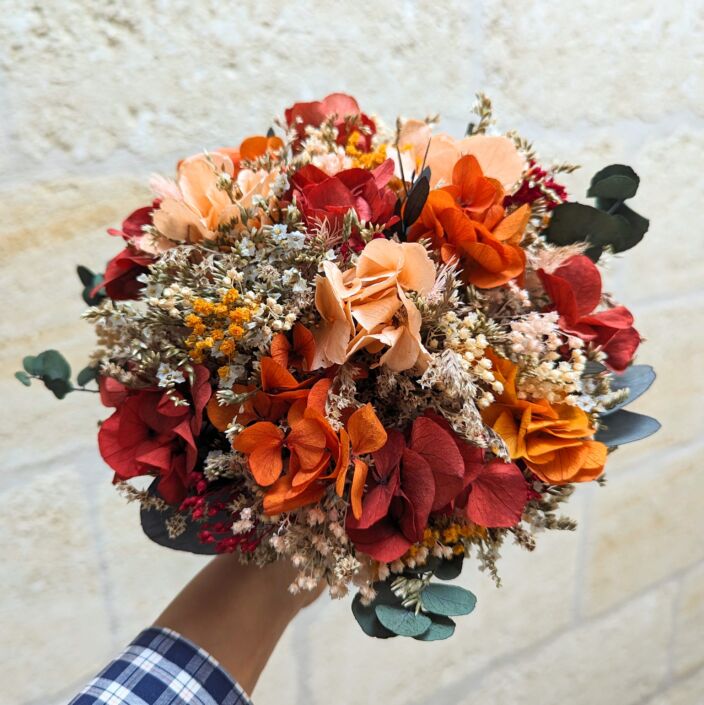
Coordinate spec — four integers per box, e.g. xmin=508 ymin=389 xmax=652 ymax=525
xmin=493 ymin=409 xmax=522 ymax=458
xmin=293 ymin=323 xmax=317 ymax=371
xmin=350 ymin=458 xmax=369 ymax=519
xmin=206 ymin=396 xmax=237 ymax=432
xmin=287 ymin=398 xmax=307 ymax=427
xmin=307 ymin=378 xmax=332 ymax=415
xmin=492 ymin=204 xmax=530 ymax=244
xmin=527 ymin=443 xmax=590 ymax=484
xmin=232 ymin=421 xmax=283 ymax=454
xmin=347 ymin=403 xmax=387 ymax=455
xmin=334 ymin=428 xmax=352 ymax=495
xmin=270 ymin=333 xmax=291 ymax=369
xmin=288 ymin=418 xmax=327 ymax=468
xmin=263 ymin=475 xmax=325 ymax=515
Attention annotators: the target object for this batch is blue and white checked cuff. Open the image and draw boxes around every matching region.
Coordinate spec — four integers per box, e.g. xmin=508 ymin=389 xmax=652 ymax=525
xmin=69 ymin=626 xmax=252 ymax=705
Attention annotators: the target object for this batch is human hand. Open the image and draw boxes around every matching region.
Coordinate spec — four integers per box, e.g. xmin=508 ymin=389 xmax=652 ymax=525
xmin=155 ymin=553 xmax=325 ymax=696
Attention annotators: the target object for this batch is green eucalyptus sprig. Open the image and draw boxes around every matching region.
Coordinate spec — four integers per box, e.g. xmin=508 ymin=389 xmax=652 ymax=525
xmin=15 ymin=350 xmax=98 ymax=399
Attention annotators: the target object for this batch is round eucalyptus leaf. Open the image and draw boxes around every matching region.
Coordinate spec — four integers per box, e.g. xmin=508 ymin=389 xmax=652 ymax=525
xmin=421 ymin=583 xmax=477 ymax=617
xmin=36 ymin=350 xmax=71 ymax=382
xmin=587 ymin=164 xmax=640 ymax=201
xmin=22 ymin=355 xmax=41 ymax=376
xmin=43 ymin=377 xmax=73 ymax=399
xmin=603 ymin=365 xmax=656 ymax=415
xmin=15 ymin=371 xmax=31 ymax=386
xmin=375 ymin=604 xmax=432 ymax=637
xmin=351 ymin=593 xmax=396 ymax=639
xmin=595 ymin=410 xmax=661 ymax=447
xmin=433 ymin=554 xmax=464 ymax=581
xmin=77 ymin=366 xmax=98 ymax=387
xmin=413 ymin=615 xmax=456 ymax=641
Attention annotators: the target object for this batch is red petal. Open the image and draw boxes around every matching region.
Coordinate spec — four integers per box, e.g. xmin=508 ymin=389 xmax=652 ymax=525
xmin=346 ymin=518 xmax=412 ymax=563
xmin=398 ymin=448 xmax=435 ymax=542
xmin=466 ymin=461 xmax=528 ymax=527
xmin=372 ymin=430 xmax=405 ymax=480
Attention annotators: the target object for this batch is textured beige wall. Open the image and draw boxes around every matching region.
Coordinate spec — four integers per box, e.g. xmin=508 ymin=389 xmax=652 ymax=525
xmin=1 ymin=2 xmax=703 ymax=704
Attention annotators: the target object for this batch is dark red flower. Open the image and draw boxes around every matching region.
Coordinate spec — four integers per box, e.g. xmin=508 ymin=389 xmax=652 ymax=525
xmin=98 ymin=246 xmax=154 ymax=300
xmin=505 ymin=160 xmax=568 ymax=211
xmin=107 ymin=202 xmax=159 ymax=242
xmin=98 ymin=366 xmax=211 ymax=504
xmin=284 ymin=93 xmax=376 ymax=150
xmin=538 ymin=255 xmax=641 ymax=372
xmin=291 ymin=160 xmax=397 ymax=249
xmin=346 ymin=414 xmax=529 ymax=562
xmin=421 ymin=412 xmax=529 ymax=528
xmin=97 ymin=201 xmax=161 ymax=300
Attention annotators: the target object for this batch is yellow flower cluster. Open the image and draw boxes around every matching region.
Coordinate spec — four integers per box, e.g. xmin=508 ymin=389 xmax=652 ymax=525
xmin=345 ymin=131 xmax=387 ymax=170
xmin=420 ymin=522 xmax=487 ymax=557
xmin=184 ymin=289 xmax=254 ymax=365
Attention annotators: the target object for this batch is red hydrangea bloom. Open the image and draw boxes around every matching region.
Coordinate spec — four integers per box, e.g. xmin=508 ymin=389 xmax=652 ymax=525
xmin=99 ymin=246 xmax=154 ymax=300
xmin=291 ymin=159 xmax=397 ymax=250
xmin=98 ymin=366 xmax=211 ymax=504
xmin=96 ymin=202 xmax=160 ymax=300
xmin=346 ymin=414 xmax=529 ymax=562
xmin=538 ymin=255 xmax=641 ymax=372
xmin=285 ymin=92 xmax=376 ymax=150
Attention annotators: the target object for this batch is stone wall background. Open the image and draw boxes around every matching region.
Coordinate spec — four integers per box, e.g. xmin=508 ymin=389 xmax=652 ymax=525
xmin=1 ymin=2 xmax=703 ymax=704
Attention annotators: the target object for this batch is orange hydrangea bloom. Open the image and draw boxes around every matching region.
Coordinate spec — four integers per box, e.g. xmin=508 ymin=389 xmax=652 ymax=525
xmin=312 ymin=238 xmax=436 ymax=372
xmin=234 ymin=403 xmax=386 ymax=516
xmin=206 ymin=324 xmax=328 ymax=431
xmin=481 ymin=351 xmax=607 ymax=484
xmin=409 ymin=155 xmax=530 ymax=289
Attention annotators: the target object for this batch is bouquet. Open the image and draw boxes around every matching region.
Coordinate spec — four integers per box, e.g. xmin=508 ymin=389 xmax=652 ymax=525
xmin=17 ymin=93 xmax=660 ymax=641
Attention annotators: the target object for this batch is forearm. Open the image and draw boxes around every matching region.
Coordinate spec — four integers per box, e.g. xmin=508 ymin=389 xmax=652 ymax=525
xmin=154 ymin=554 xmax=316 ymax=695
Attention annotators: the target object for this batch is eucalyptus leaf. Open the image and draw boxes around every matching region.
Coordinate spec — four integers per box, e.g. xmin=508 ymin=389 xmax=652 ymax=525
xmin=587 ymin=164 xmax=640 ymax=200
xmin=22 ymin=355 xmax=41 ymax=376
xmin=433 ymin=554 xmax=464 ymax=581
xmin=413 ymin=615 xmax=456 ymax=641
xmin=606 ymin=203 xmax=649 ymax=252
xmin=544 ymin=202 xmax=631 ymax=255
xmin=595 ymin=410 xmax=661 ymax=446
xmin=351 ymin=593 xmax=396 ymax=639
xmin=15 ymin=371 xmax=31 ymax=386
xmin=77 ymin=366 xmax=98 ymax=387
xmin=36 ymin=350 xmax=71 ymax=381
xmin=603 ymin=365 xmax=656 ymax=415
xmin=375 ymin=604 xmax=432 ymax=637
xmin=421 ymin=583 xmax=477 ymax=617
xmin=43 ymin=377 xmax=73 ymax=399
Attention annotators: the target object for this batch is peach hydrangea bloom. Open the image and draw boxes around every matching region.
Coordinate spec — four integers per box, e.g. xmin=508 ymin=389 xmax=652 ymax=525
xmin=394 ymin=118 xmax=526 ymax=192
xmin=152 ymin=150 xmax=278 ymax=245
xmin=312 ymin=238 xmax=436 ymax=372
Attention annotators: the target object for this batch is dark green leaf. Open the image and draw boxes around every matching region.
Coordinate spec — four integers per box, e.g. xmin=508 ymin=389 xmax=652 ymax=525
xmin=22 ymin=355 xmax=41 ymax=375
xmin=77 ymin=265 xmax=95 ymax=287
xmin=351 ymin=593 xmax=396 ymax=639
xmin=141 ymin=481 xmax=219 ymax=555
xmin=403 ymin=175 xmax=429 ymax=227
xmin=595 ymin=410 xmax=661 ymax=446
xmin=607 ymin=203 xmax=649 ymax=252
xmin=414 ymin=615 xmax=456 ymax=641
xmin=36 ymin=350 xmax=71 ymax=381
xmin=43 ymin=377 xmax=73 ymax=399
xmin=266 ymin=127 xmax=275 ymax=138
xmin=77 ymin=366 xmax=98 ymax=387
xmin=434 ymin=554 xmax=464 ymax=581
xmin=375 ymin=604 xmax=432 ymax=637
xmin=603 ymin=365 xmax=656 ymax=415
xmin=544 ymin=202 xmax=631 ymax=257
xmin=588 ymin=164 xmax=640 ymax=201
xmin=421 ymin=583 xmax=477 ymax=617
xmin=15 ymin=371 xmax=31 ymax=386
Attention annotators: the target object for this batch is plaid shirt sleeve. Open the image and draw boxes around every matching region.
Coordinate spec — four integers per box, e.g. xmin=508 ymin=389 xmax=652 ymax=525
xmin=68 ymin=627 xmax=253 ymax=705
